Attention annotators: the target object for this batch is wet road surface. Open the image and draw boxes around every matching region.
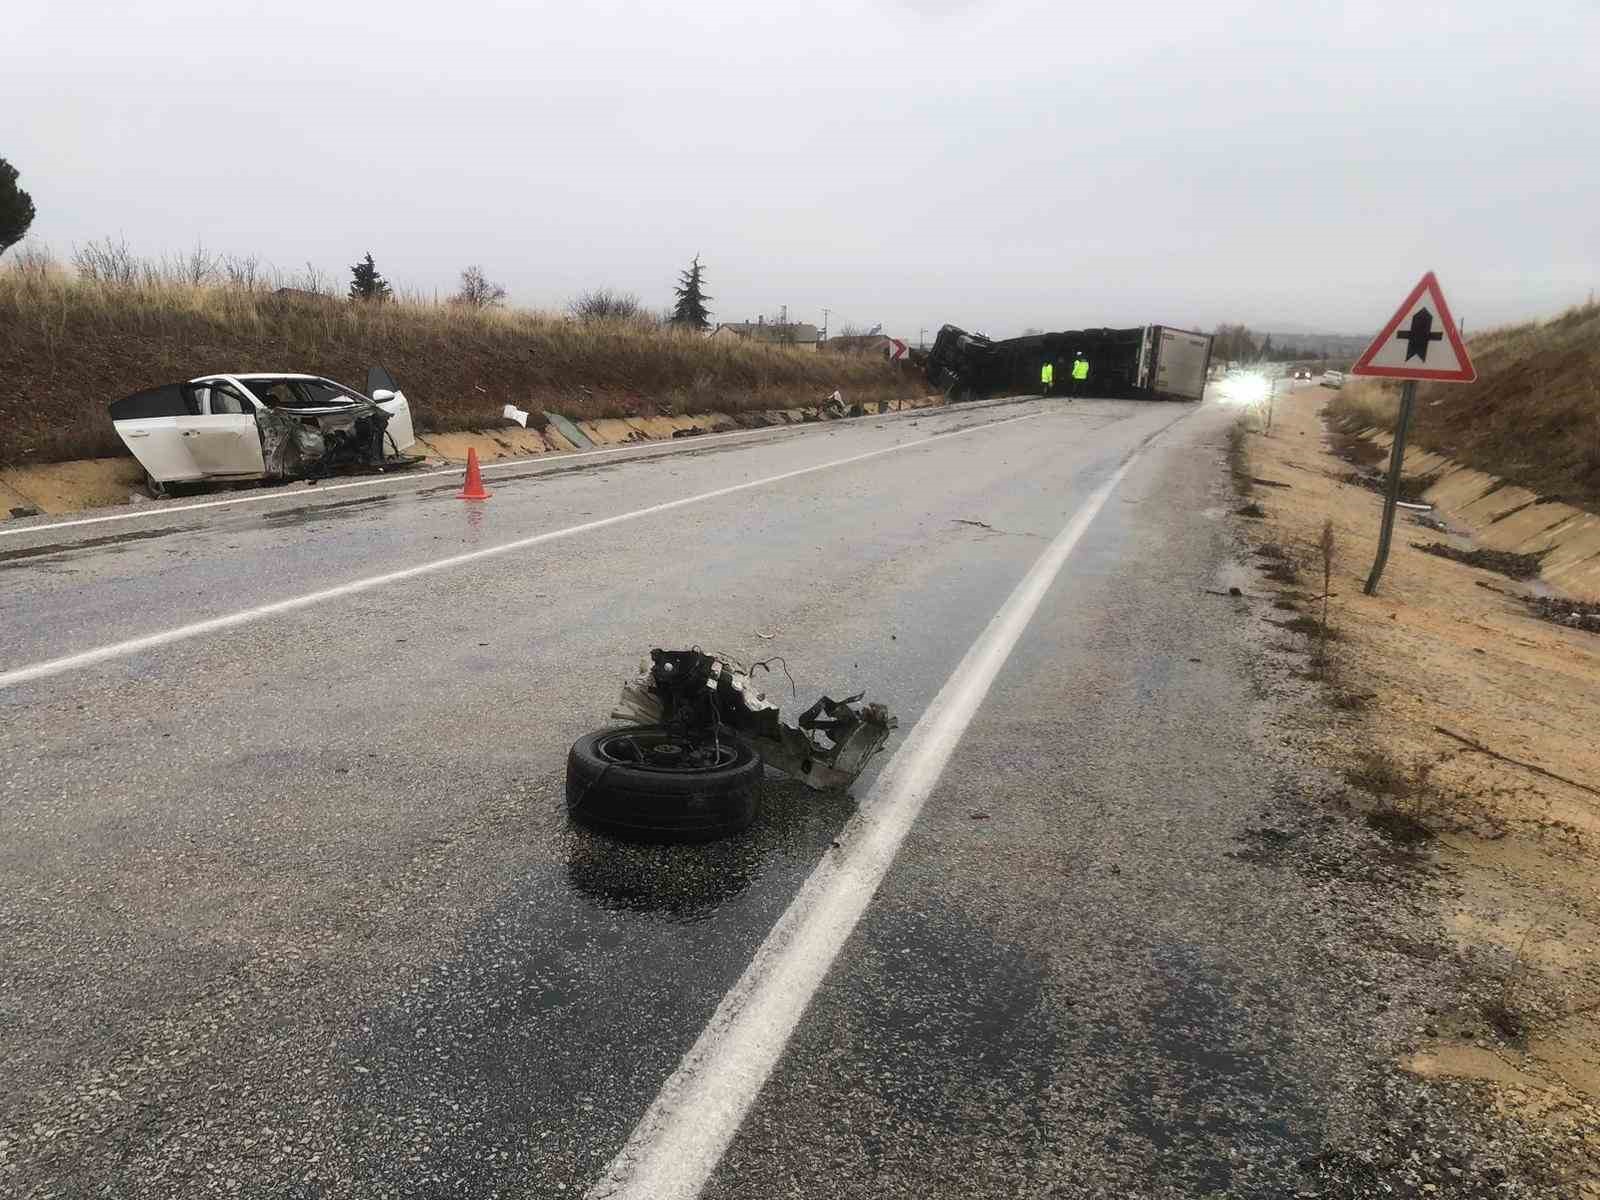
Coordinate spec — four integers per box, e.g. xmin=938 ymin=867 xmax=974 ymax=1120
xmin=1 ymin=397 xmax=1403 ymax=1197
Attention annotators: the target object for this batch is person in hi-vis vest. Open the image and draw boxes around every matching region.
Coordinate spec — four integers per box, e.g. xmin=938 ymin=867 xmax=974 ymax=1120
xmin=1070 ymin=352 xmax=1090 ymax=398
xmin=1039 ymin=360 xmax=1054 ymax=397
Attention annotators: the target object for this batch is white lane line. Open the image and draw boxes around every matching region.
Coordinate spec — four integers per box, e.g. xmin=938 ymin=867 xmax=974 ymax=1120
xmin=0 ymin=398 xmax=1034 ymax=541
xmin=0 ymin=411 xmax=1043 ymax=691
xmin=0 ymin=423 xmax=786 ymax=540
xmin=584 ymin=435 xmax=1157 ymax=1200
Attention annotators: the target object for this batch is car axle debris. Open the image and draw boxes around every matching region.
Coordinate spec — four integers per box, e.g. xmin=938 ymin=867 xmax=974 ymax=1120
xmin=565 ymin=649 xmax=897 ymax=841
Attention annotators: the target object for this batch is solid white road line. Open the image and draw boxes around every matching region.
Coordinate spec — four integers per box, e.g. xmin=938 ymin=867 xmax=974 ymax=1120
xmin=584 ymin=436 xmax=1159 ymax=1200
xmin=0 ymin=397 xmax=1036 ymax=541
xmin=0 ymin=412 xmax=1043 ymax=691
xmin=0 ymin=422 xmax=786 ymax=540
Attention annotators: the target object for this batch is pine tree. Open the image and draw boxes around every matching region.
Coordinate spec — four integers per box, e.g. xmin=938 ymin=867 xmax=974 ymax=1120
xmin=670 ymin=254 xmax=711 ymax=330
xmin=348 ymin=251 xmax=392 ymax=303
xmin=0 ymin=158 xmax=36 ymax=259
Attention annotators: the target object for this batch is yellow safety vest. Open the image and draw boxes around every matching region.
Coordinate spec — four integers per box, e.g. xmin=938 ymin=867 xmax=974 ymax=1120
xmin=1041 ymin=363 xmax=1053 ymax=384
xmin=1072 ymin=358 xmax=1089 ymax=381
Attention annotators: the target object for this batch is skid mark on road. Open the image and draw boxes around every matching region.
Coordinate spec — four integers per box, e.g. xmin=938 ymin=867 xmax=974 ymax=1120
xmin=0 ymin=525 xmax=183 ymax=566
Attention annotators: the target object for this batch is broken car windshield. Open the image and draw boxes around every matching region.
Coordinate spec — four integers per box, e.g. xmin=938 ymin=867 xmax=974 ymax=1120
xmin=248 ymin=378 xmax=368 ymax=409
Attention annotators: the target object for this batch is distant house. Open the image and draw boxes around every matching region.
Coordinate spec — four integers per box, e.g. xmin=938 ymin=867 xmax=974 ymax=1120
xmin=710 ymin=317 xmax=821 ymax=351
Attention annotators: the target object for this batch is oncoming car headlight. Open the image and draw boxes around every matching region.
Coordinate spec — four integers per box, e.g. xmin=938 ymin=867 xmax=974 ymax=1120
xmin=1217 ymin=372 xmax=1271 ymax=407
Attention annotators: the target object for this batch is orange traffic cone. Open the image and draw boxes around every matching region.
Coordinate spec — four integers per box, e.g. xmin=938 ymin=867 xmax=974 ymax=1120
xmin=457 ymin=448 xmax=491 ymax=500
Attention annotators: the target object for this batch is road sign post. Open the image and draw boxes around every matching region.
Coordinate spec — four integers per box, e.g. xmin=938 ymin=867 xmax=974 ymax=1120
xmin=1350 ymin=271 xmax=1476 ymax=595
xmin=1362 ymin=379 xmax=1417 ymax=595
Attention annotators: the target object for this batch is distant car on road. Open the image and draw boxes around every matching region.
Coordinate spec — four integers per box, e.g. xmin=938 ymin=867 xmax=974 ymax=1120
xmin=110 ymin=368 xmax=420 ymax=494
xmin=1321 ymin=370 xmax=1345 ymax=389
xmin=1293 ymin=368 xmax=1313 ymax=381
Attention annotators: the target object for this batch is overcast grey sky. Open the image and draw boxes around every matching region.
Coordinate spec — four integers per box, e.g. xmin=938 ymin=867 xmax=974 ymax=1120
xmin=6 ymin=0 xmax=1596 ymax=339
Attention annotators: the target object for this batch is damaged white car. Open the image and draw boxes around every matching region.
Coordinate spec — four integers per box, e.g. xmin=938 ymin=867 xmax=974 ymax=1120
xmin=109 ymin=368 xmax=422 ymax=494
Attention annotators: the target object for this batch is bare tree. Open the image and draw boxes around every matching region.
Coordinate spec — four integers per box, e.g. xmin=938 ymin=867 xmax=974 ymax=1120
xmin=71 ymin=237 xmax=139 ymax=284
xmin=221 ymin=254 xmax=265 ymax=291
xmin=173 ymin=242 xmax=219 ymax=287
xmin=453 ymin=264 xmax=507 ymax=309
xmin=294 ymin=261 xmax=337 ymax=297
xmin=569 ymin=287 xmax=643 ymax=323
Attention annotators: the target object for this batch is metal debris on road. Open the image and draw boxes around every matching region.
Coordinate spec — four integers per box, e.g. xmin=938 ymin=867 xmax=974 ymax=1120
xmin=611 ymin=648 xmax=897 ymax=793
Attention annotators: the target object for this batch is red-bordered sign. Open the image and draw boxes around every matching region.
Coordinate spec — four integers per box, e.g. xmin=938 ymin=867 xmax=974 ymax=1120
xmin=1350 ymin=271 xmax=1476 ymax=382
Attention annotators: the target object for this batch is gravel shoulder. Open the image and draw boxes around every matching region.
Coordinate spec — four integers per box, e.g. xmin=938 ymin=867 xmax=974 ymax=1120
xmin=1232 ymin=384 xmax=1600 ymax=1197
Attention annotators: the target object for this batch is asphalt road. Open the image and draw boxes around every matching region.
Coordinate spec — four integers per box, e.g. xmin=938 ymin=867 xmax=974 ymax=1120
xmin=0 ymin=394 xmax=1422 ymax=1197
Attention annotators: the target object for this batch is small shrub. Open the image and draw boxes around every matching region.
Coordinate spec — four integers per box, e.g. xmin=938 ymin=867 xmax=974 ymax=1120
xmin=1278 ymin=614 xmax=1340 ymax=640
xmin=1262 ymin=558 xmax=1300 ymax=584
xmin=1346 ymin=750 xmax=1440 ymax=843
xmin=1328 ymin=688 xmax=1373 ymax=712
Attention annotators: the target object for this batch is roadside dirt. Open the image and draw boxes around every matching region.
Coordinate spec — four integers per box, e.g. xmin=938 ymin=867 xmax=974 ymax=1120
xmin=1241 ymin=388 xmax=1600 ymax=1194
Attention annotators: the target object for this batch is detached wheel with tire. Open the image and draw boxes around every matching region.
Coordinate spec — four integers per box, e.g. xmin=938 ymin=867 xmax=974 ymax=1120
xmin=565 ymin=725 xmax=763 ymax=842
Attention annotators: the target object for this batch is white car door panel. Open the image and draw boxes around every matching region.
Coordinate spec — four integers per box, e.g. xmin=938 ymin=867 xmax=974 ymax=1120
xmin=108 ymin=382 xmax=203 ymax=482
xmin=172 ymin=381 xmax=265 ymax=476
xmin=367 ymin=366 xmax=416 ymax=451
xmin=375 ymin=391 xmax=416 ymax=451
xmin=116 ymin=417 xmax=203 ymax=481
xmin=174 ymin=414 xmax=266 ymax=476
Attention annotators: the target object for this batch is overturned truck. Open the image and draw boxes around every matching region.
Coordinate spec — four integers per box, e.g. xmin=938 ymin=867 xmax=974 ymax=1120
xmin=566 ymin=649 xmax=897 ymax=841
xmin=926 ymin=323 xmax=1213 ymax=403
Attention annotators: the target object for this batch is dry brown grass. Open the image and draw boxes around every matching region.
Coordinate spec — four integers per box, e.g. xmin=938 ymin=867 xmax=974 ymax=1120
xmin=1326 ymin=300 xmax=1600 ymax=508
xmin=0 ymin=257 xmax=924 ymax=466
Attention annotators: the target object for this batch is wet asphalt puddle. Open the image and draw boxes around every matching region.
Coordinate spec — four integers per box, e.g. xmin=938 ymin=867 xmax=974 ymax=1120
xmin=328 ymin=778 xmax=856 ymax=1193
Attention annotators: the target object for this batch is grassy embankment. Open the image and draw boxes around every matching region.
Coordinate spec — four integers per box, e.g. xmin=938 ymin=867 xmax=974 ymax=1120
xmin=1327 ymin=299 xmax=1600 ymax=509
xmin=0 ymin=260 xmax=924 ymax=468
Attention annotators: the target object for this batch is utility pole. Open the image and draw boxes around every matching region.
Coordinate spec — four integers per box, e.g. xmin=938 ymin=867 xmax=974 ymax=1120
xmin=919 ymin=327 xmax=928 ymax=350
xmin=821 ymin=307 xmax=830 ymax=342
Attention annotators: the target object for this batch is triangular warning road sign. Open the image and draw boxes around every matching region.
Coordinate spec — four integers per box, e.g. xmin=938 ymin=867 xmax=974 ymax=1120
xmin=1350 ymin=271 xmax=1475 ymax=382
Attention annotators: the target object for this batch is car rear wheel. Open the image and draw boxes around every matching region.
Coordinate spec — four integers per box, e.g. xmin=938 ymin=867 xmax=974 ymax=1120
xmin=566 ymin=725 xmax=763 ymax=842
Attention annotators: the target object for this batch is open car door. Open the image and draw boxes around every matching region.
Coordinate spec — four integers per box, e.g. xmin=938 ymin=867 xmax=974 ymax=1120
xmin=366 ymin=365 xmax=417 ymax=452
xmin=109 ymin=383 xmax=204 ymax=483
